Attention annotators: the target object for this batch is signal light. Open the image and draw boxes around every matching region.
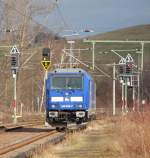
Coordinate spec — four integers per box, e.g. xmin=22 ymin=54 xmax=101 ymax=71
xmin=6 ymin=29 xmax=11 ymax=32
xmin=11 ymin=55 xmax=18 ymax=67
xmin=119 ymin=66 xmax=123 ymax=74
xmin=126 ymin=63 xmax=133 ymax=74
xmin=119 ymin=65 xmax=125 ymax=74
xmin=42 ymin=48 xmax=50 ymax=61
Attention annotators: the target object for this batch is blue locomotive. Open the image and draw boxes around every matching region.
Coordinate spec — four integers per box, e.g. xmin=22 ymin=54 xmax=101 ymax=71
xmin=45 ymin=68 xmax=96 ymax=128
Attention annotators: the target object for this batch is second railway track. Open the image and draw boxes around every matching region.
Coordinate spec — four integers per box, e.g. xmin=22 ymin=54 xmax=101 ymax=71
xmin=0 ymin=117 xmax=89 ymax=157
xmin=0 ymin=130 xmax=58 ymax=156
xmin=0 ymin=120 xmax=45 ymax=133
xmin=0 ymin=127 xmax=65 ymax=158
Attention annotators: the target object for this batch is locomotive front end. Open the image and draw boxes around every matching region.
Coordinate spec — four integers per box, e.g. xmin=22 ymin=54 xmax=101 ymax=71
xmin=46 ymin=70 xmax=87 ymax=126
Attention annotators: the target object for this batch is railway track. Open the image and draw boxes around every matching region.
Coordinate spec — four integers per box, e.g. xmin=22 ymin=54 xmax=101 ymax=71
xmin=0 ymin=120 xmax=45 ymax=133
xmin=0 ymin=113 xmax=91 ymax=158
xmin=0 ymin=130 xmax=58 ymax=156
xmin=0 ymin=128 xmax=65 ymax=158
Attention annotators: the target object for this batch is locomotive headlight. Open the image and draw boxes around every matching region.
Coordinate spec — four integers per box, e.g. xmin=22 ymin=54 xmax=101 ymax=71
xmin=76 ymin=111 xmax=85 ymax=118
xmin=49 ymin=111 xmax=58 ymax=118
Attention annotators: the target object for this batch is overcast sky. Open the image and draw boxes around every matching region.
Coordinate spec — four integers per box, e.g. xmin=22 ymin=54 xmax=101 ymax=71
xmin=51 ymin=0 xmax=150 ymax=36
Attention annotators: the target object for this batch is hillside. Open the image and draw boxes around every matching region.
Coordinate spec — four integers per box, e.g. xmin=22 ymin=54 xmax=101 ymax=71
xmin=79 ymin=24 xmax=150 ymax=67
xmin=89 ymin=24 xmax=150 ymax=40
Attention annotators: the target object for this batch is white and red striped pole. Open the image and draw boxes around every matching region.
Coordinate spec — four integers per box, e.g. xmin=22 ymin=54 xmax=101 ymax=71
xmin=13 ymin=73 xmax=17 ymax=124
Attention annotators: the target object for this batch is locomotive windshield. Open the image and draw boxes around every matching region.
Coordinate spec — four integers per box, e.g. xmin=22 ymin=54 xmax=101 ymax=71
xmin=51 ymin=76 xmax=83 ymax=90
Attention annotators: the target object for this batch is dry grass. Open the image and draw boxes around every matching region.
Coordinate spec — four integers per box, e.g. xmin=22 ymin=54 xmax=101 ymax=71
xmin=31 ymin=120 xmax=110 ymax=158
xmin=31 ymin=119 xmax=120 ymax=158
xmin=31 ymin=147 xmax=59 ymax=158
xmin=119 ymin=107 xmax=150 ymax=158
xmin=31 ymin=111 xmax=150 ymax=158
xmin=31 ymin=130 xmax=85 ymax=158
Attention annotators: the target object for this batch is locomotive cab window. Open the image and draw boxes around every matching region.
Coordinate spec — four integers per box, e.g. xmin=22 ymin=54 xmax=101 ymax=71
xmin=51 ymin=76 xmax=83 ymax=90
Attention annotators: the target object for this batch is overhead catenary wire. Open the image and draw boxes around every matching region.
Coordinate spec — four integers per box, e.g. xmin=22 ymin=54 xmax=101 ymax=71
xmin=94 ymin=65 xmax=112 ymax=79
xmin=54 ymin=1 xmax=79 ymax=37
xmin=55 ymin=2 xmax=70 ymax=30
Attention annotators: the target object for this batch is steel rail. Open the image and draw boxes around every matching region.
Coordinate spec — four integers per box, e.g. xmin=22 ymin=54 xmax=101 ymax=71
xmin=0 ymin=120 xmax=44 ymax=133
xmin=0 ymin=130 xmax=57 ymax=155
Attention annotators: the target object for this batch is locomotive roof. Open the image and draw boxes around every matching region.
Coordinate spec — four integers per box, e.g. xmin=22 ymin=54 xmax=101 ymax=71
xmin=48 ymin=68 xmax=93 ymax=80
xmin=50 ymin=68 xmax=87 ymax=74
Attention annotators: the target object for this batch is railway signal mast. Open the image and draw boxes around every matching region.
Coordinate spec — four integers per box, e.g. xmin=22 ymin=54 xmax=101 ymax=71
xmin=10 ymin=45 xmax=20 ymax=124
xmin=118 ymin=54 xmax=136 ymax=113
xmin=40 ymin=48 xmax=51 ymax=112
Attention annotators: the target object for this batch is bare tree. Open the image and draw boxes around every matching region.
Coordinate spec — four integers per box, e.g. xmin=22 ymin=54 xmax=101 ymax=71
xmin=0 ymin=0 xmax=60 ymax=116
xmin=1 ymin=0 xmax=58 ymax=46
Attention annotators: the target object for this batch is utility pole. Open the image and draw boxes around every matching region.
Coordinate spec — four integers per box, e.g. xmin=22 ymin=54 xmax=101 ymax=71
xmin=40 ymin=48 xmax=51 ymax=112
xmin=92 ymin=42 xmax=95 ymax=70
xmin=67 ymin=41 xmax=75 ymax=68
xmin=124 ymin=77 xmax=128 ymax=113
xmin=10 ymin=45 xmax=20 ymax=124
xmin=121 ymin=82 xmax=125 ymax=113
xmin=113 ymin=63 xmax=116 ymax=115
xmin=141 ymin=42 xmax=144 ymax=111
xmin=141 ymin=42 xmax=144 ymax=71
xmin=40 ymin=71 xmax=48 ymax=112
xmin=132 ymin=84 xmax=136 ymax=111
xmin=137 ymin=73 xmax=140 ymax=112
xmin=13 ymin=73 xmax=17 ymax=124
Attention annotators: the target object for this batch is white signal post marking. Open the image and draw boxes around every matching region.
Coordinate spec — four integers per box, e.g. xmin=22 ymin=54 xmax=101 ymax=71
xmin=10 ymin=45 xmax=20 ymax=55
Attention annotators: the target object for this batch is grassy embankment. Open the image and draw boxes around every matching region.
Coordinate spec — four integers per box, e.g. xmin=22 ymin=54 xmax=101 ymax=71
xmin=31 ymin=119 xmax=122 ymax=158
xmin=32 ymin=110 xmax=150 ymax=158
